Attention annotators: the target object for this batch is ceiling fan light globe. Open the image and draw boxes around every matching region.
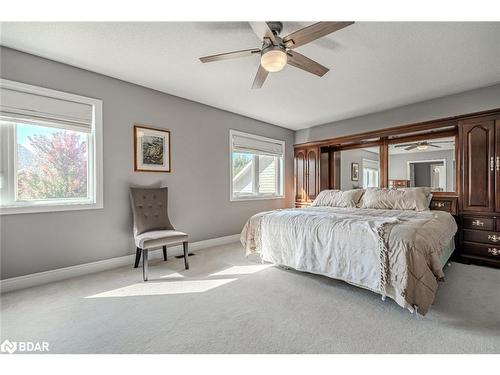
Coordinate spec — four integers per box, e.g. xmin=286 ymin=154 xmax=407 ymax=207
xmin=261 ymin=49 xmax=287 ymax=72
xmin=417 ymin=144 xmax=428 ymax=150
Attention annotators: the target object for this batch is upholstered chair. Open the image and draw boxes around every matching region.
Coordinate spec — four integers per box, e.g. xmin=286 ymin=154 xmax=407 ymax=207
xmin=129 ymin=187 xmax=189 ymax=281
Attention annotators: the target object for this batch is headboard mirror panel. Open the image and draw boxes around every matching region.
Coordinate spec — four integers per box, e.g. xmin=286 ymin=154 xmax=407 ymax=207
xmin=388 ymin=135 xmax=456 ymax=192
xmin=340 ymin=146 xmax=380 ymax=190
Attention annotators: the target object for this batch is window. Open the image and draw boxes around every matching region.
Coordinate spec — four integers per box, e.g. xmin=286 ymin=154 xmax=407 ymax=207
xmin=362 ymin=158 xmax=380 ymax=189
xmin=0 ymin=79 xmax=103 ymax=214
xmin=230 ymin=130 xmax=284 ymax=201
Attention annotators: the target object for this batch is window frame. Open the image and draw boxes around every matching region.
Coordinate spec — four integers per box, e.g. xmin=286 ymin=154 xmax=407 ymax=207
xmin=229 ymin=129 xmax=285 ymax=202
xmin=0 ymin=79 xmax=103 ymax=215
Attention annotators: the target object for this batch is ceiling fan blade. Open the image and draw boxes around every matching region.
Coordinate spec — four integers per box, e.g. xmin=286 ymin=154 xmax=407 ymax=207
xmin=405 ymin=145 xmax=418 ymax=151
xmin=248 ymin=22 xmax=277 ymax=45
xmin=427 ymin=144 xmax=441 ymax=148
xmin=199 ymin=48 xmax=261 ymax=63
xmin=252 ymin=64 xmax=269 ymax=89
xmin=394 ymin=143 xmax=417 ymax=148
xmin=287 ymin=50 xmax=329 ymax=77
xmin=283 ymin=21 xmax=354 ymax=49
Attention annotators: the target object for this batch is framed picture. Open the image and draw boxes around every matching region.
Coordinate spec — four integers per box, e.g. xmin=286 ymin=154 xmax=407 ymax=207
xmin=134 ymin=124 xmax=171 ymax=172
xmin=351 ymin=162 xmax=359 ymax=181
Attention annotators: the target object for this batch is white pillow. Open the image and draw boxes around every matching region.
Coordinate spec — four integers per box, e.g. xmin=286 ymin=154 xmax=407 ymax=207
xmin=311 ymin=189 xmax=364 ymax=208
xmin=359 ymin=187 xmax=429 ymax=211
xmin=398 ymin=187 xmax=433 ymax=207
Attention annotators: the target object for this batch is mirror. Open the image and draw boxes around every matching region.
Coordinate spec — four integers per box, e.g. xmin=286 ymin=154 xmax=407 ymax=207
xmin=340 ymin=146 xmax=380 ymax=190
xmin=388 ymin=136 xmax=455 ymax=192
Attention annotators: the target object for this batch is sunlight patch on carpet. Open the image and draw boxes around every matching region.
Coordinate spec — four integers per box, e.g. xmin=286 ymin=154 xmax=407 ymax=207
xmin=209 ymin=264 xmax=272 ymax=277
xmin=85 ymin=279 xmax=236 ymax=298
xmin=159 ymin=272 xmax=185 ymax=279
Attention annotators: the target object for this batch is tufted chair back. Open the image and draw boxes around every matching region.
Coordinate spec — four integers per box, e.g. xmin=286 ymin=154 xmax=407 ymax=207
xmin=129 ymin=187 xmax=174 ymax=235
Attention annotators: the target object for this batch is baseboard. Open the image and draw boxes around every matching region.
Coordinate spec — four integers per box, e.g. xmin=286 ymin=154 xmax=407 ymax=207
xmin=0 ymin=234 xmax=240 ymax=294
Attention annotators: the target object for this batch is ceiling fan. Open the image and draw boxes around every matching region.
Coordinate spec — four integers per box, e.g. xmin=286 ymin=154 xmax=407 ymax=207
xmin=394 ymin=140 xmax=454 ymax=151
xmin=199 ymin=21 xmax=354 ymax=89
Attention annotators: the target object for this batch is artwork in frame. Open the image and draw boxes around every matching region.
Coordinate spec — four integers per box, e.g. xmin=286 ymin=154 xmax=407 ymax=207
xmin=351 ymin=162 xmax=359 ymax=181
xmin=134 ymin=125 xmax=171 ymax=172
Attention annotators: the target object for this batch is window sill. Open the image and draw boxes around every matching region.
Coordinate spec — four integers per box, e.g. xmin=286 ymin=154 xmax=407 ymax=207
xmin=0 ymin=201 xmax=103 ymax=215
xmin=230 ymin=195 xmax=285 ymax=202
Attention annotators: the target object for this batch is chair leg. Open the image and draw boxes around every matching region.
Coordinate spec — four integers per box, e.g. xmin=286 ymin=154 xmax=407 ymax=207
xmin=183 ymin=241 xmax=189 ymax=270
xmin=134 ymin=247 xmax=142 ymax=268
xmin=143 ymin=249 xmax=149 ymax=281
xmin=163 ymin=245 xmax=167 ymax=261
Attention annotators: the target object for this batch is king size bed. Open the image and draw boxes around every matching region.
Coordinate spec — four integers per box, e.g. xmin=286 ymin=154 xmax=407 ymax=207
xmin=241 ymin=188 xmax=457 ymax=315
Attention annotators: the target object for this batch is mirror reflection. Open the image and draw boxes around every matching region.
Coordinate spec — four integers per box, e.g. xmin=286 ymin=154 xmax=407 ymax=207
xmin=340 ymin=146 xmax=380 ymax=190
xmin=388 ymin=136 xmax=455 ymax=192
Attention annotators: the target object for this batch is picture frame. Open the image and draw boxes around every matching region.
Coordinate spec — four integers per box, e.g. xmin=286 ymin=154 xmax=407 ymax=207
xmin=134 ymin=124 xmax=171 ymax=172
xmin=351 ymin=162 xmax=359 ymax=181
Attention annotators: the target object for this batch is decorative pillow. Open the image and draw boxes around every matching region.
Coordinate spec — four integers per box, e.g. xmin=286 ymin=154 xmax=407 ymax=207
xmin=398 ymin=187 xmax=433 ymax=207
xmin=359 ymin=187 xmax=429 ymax=211
xmin=311 ymin=189 xmax=364 ymax=208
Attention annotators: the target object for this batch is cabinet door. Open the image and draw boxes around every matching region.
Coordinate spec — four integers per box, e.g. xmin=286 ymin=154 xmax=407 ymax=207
xmin=294 ymin=149 xmax=306 ymax=202
xmin=306 ymin=147 xmax=319 ymax=201
xmin=496 ymin=120 xmax=500 ymax=212
xmin=461 ymin=119 xmax=495 ymax=212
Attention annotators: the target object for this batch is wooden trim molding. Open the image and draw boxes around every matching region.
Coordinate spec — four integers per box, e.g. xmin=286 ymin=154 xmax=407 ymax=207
xmin=295 ymin=108 xmax=500 ymax=148
xmin=379 ymin=138 xmax=388 ymax=188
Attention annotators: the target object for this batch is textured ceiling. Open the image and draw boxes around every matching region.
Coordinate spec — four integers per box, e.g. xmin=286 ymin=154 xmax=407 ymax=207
xmin=1 ymin=22 xmax=500 ymax=130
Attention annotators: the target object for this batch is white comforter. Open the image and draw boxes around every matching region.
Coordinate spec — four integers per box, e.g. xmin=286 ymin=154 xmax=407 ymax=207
xmin=241 ymin=207 xmax=457 ymax=314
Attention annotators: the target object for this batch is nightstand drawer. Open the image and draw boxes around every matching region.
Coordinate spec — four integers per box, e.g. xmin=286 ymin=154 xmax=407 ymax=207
xmin=430 ymin=200 xmax=451 ymax=211
xmin=463 ymin=229 xmax=500 ymax=245
xmin=462 ymin=217 xmax=495 ymax=231
xmin=429 ymin=197 xmax=457 ymax=215
xmin=462 ymin=241 xmax=500 ymax=259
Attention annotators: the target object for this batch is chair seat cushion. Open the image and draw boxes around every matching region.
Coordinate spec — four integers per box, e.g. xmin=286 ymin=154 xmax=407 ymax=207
xmin=135 ymin=230 xmax=188 ymax=249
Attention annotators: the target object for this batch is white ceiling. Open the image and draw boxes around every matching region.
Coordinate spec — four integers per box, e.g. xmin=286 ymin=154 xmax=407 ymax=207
xmin=1 ymin=22 xmax=500 ymax=130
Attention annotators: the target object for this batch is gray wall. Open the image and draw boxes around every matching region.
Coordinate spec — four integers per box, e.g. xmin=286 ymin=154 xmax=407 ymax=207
xmin=389 ymin=149 xmax=455 ymax=191
xmin=295 ymin=84 xmax=500 ymax=144
xmin=340 ymin=149 xmax=379 ymax=190
xmin=0 ymin=47 xmax=294 ymax=279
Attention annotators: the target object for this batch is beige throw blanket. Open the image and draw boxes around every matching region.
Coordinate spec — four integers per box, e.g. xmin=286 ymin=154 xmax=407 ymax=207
xmin=241 ymin=207 xmax=457 ymax=315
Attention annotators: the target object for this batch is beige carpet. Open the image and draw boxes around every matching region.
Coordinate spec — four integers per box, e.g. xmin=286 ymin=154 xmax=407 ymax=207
xmin=1 ymin=242 xmax=499 ymax=353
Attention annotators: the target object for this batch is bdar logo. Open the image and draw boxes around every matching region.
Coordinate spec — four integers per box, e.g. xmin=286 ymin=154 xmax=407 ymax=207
xmin=1 ymin=340 xmax=17 ymax=354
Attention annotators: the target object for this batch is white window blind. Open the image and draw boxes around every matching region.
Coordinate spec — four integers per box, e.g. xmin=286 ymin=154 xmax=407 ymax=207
xmin=0 ymin=87 xmax=93 ymax=133
xmin=232 ymin=132 xmax=284 ymax=156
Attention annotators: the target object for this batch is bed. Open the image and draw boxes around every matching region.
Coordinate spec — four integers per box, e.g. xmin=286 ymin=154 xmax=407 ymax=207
xmin=241 ymin=190 xmax=458 ymax=315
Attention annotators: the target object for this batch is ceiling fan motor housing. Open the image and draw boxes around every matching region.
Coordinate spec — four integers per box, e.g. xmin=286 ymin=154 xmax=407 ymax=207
xmin=261 ymin=43 xmax=286 ymax=56
xmin=266 ymin=21 xmax=283 ymax=35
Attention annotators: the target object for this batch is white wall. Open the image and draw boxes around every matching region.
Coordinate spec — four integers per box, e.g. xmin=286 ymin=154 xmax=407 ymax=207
xmin=0 ymin=47 xmax=295 ymax=279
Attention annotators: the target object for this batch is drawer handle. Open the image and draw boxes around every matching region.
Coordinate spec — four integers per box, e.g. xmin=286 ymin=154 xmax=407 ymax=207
xmin=471 ymin=220 xmax=484 ymax=227
xmin=491 ymin=157 xmax=495 ymax=172
xmin=497 ymin=156 xmax=500 ymax=171
xmin=488 ymin=248 xmax=500 ymax=256
xmin=434 ymin=202 xmax=445 ymax=208
xmin=488 ymin=235 xmax=500 ymax=242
